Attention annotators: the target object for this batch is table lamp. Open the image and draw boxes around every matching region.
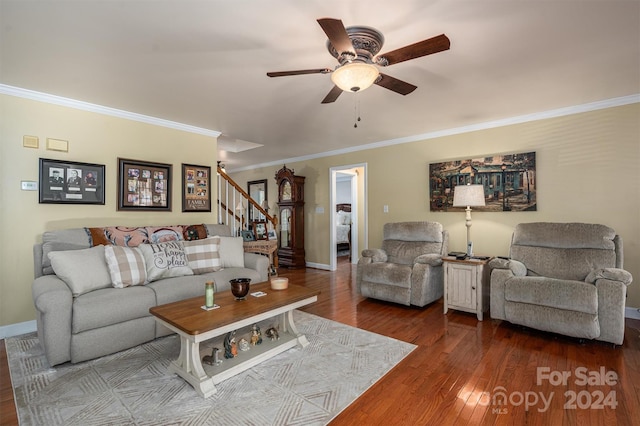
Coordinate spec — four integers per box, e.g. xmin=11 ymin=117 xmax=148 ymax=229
xmin=452 ymin=184 xmax=486 ymax=256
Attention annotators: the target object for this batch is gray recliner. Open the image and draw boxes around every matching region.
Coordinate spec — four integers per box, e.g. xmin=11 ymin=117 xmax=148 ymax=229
xmin=356 ymin=222 xmax=449 ymax=307
xmin=489 ymin=222 xmax=633 ymax=345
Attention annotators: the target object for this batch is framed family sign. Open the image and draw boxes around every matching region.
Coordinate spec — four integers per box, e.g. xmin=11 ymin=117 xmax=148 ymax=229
xmin=117 ymin=158 xmax=172 ymax=211
xmin=182 ymin=163 xmax=211 ymax=212
xmin=39 ymin=158 xmax=105 ymax=204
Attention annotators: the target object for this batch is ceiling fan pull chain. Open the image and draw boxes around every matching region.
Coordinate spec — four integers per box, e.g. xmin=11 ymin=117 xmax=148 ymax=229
xmin=354 ymin=93 xmax=361 ymax=128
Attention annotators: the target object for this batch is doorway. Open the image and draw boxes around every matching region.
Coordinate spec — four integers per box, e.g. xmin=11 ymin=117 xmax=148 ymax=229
xmin=329 ymin=163 xmax=367 ymax=271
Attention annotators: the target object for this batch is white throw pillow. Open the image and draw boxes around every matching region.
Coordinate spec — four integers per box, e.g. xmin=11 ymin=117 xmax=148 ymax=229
xmin=104 ymin=245 xmax=148 ymax=288
xmin=183 ymin=237 xmax=222 ymax=274
xmin=138 ymin=241 xmax=194 ymax=282
xmin=218 ymin=236 xmax=245 ymax=268
xmin=48 ymin=246 xmax=112 ymax=296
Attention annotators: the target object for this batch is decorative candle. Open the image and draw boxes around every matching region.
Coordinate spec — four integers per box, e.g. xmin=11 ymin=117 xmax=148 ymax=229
xmin=205 ymin=281 xmax=216 ymax=308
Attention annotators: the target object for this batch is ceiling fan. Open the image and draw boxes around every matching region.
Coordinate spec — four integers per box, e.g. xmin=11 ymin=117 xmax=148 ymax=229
xmin=267 ymin=18 xmax=450 ymax=104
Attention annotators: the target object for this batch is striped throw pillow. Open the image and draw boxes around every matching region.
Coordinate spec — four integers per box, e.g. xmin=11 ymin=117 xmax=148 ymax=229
xmin=182 ymin=237 xmax=221 ymax=274
xmin=104 ymin=245 xmax=147 ymax=288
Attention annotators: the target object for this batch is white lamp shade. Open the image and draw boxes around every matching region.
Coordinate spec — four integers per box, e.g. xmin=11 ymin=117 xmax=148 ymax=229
xmin=235 ymin=201 xmax=244 ymax=211
xmin=452 ymin=184 xmax=486 ymax=207
xmin=330 ymin=63 xmax=379 ymax=92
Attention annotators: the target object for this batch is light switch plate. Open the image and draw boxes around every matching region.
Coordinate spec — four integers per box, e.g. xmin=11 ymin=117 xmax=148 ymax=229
xmin=21 ymin=181 xmax=38 ymax=191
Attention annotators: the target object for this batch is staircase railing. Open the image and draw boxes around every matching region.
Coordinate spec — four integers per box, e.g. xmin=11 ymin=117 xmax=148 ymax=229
xmin=216 ymin=165 xmax=277 ymax=236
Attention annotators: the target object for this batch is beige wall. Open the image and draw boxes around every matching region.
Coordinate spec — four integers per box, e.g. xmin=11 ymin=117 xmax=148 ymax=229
xmin=229 ymin=103 xmax=640 ymax=307
xmin=1 ymin=95 xmax=638 ymax=329
xmin=0 ymin=94 xmax=217 ymax=327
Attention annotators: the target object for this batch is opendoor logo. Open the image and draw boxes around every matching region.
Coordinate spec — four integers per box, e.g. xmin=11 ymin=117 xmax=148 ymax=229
xmin=464 ymin=366 xmax=618 ymax=414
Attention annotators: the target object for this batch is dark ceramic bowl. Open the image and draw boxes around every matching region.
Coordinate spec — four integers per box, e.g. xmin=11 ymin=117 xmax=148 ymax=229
xmin=230 ymin=278 xmax=251 ymax=300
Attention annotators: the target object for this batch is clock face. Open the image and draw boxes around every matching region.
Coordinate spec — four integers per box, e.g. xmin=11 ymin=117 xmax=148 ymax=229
xmin=281 ymin=181 xmax=292 ymax=201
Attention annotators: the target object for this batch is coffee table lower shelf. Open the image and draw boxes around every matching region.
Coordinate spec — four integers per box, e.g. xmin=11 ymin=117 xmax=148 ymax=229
xmin=156 ymin=303 xmax=314 ymax=398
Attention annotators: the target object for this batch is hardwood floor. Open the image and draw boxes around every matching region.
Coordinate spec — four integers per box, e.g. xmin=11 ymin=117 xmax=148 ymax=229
xmin=2 ymin=258 xmax=639 ymax=425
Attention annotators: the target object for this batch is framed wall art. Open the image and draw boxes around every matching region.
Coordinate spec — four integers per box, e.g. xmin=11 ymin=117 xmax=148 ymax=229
xmin=117 ymin=158 xmax=172 ymax=211
xmin=241 ymin=230 xmax=255 ymax=242
xmin=39 ymin=158 xmax=105 ymax=204
xmin=429 ymin=151 xmax=536 ymax=212
xmin=253 ymin=221 xmax=268 ymax=240
xmin=182 ymin=163 xmax=211 ymax=212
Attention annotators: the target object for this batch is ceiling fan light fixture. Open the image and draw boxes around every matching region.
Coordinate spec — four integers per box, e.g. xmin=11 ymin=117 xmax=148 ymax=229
xmin=331 ymin=62 xmax=379 ymax=93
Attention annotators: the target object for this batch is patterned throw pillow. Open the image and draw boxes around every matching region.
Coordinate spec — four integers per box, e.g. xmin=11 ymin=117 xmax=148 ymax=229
xmin=146 ymin=226 xmax=184 ymax=244
xmin=183 ymin=224 xmax=208 ymax=241
xmin=87 ymin=227 xmax=148 ymax=247
xmin=182 ymin=237 xmax=222 ymax=274
xmin=104 ymin=246 xmax=147 ymax=288
xmin=138 ymin=241 xmax=194 ymax=282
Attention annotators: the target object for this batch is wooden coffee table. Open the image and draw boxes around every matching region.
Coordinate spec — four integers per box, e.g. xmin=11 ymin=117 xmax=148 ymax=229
xmin=149 ymin=281 xmax=319 ymax=397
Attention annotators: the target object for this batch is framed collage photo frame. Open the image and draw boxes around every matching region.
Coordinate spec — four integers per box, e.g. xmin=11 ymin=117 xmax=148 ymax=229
xmin=39 ymin=158 xmax=105 ymax=204
xmin=117 ymin=158 xmax=172 ymax=211
xmin=182 ymin=163 xmax=211 ymax=212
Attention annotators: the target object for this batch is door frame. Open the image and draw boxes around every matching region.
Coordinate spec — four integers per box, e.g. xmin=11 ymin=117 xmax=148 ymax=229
xmin=329 ymin=163 xmax=368 ymax=271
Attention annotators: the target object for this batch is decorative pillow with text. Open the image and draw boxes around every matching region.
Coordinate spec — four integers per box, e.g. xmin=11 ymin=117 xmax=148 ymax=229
xmin=138 ymin=241 xmax=193 ymax=282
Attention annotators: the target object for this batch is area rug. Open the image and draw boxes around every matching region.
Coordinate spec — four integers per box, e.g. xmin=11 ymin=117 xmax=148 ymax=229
xmin=6 ymin=311 xmax=416 ymax=425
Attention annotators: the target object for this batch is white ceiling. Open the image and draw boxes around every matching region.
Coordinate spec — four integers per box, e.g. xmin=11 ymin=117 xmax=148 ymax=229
xmin=2 ymin=1 xmax=639 ymax=171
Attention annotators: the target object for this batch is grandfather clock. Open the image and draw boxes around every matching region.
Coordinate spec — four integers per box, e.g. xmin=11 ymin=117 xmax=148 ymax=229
xmin=275 ymin=165 xmax=305 ymax=268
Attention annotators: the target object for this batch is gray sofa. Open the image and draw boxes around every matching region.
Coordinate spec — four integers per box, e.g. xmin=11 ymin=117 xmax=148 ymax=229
xmin=489 ymin=222 xmax=633 ymax=345
xmin=356 ymin=222 xmax=449 ymax=307
xmin=32 ymin=224 xmax=269 ymax=366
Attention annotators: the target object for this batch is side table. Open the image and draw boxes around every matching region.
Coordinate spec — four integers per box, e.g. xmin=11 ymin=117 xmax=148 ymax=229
xmin=243 ymin=240 xmax=278 ymax=275
xmin=442 ymin=256 xmax=493 ymax=321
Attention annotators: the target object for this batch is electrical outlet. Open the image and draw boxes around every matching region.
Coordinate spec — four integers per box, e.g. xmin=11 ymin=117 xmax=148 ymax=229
xmin=383 ymin=205 xmax=389 ymax=213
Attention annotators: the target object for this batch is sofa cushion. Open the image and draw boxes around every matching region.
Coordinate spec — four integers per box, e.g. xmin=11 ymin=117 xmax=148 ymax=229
xmin=72 ymin=286 xmax=156 ymax=334
xmin=504 ymin=276 xmax=598 ymax=315
xmin=361 ymin=263 xmax=412 ymax=288
xmin=205 ymin=224 xmax=232 ymax=237
xmin=41 ymin=228 xmax=91 ymax=275
xmin=510 ymin=246 xmax=617 ymax=281
xmin=104 ymin=246 xmax=147 ymax=287
xmin=383 ymin=241 xmax=443 ymax=265
xmin=183 ymin=237 xmax=222 ymax=274
xmin=512 ymin=222 xmax=616 ymax=250
xmin=218 ymin=236 xmax=245 ymax=268
xmin=48 ymin=246 xmax=112 ymax=296
xmin=510 ymin=222 xmax=618 ymax=281
xmin=138 ymin=241 xmax=193 ymax=282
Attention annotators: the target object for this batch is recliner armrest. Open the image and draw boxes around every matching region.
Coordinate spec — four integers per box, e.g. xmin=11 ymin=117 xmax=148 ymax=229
xmin=414 ymin=253 xmax=443 ymax=267
xmin=488 ymin=258 xmax=527 ymax=276
xmin=361 ymin=248 xmax=387 ymax=263
xmin=586 ymin=268 xmax=633 ymax=286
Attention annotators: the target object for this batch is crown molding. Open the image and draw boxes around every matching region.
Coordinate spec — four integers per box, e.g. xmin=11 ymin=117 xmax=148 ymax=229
xmin=0 ymin=84 xmax=221 ymax=138
xmin=229 ymin=93 xmax=640 ymax=173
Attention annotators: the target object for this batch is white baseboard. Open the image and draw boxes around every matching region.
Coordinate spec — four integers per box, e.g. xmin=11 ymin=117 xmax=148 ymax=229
xmin=305 ymin=262 xmax=331 ymax=271
xmin=0 ymin=320 xmax=37 ymax=339
xmin=626 ymin=306 xmax=640 ymax=320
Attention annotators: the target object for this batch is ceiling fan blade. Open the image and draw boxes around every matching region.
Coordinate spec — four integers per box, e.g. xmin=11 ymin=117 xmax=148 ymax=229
xmin=375 ymin=73 xmax=417 ymax=95
xmin=321 ymin=85 xmax=343 ymax=104
xmin=317 ymin=18 xmax=355 ymax=56
xmin=376 ymin=34 xmax=450 ymax=66
xmin=267 ymin=68 xmax=332 ymax=77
